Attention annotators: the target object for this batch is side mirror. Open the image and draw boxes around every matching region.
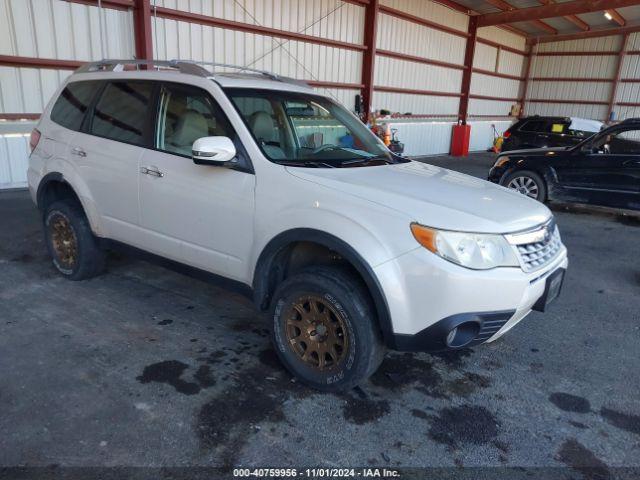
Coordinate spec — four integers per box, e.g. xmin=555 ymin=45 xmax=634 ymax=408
xmin=192 ymin=136 xmax=237 ymax=166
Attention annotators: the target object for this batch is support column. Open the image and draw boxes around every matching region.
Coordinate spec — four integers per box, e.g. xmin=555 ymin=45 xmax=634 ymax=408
xmin=607 ymin=33 xmax=629 ymax=123
xmin=133 ymin=0 xmax=153 ymax=60
xmin=518 ymin=40 xmax=536 ymax=118
xmin=360 ymin=0 xmax=379 ymax=123
xmin=457 ymin=16 xmax=478 ymax=125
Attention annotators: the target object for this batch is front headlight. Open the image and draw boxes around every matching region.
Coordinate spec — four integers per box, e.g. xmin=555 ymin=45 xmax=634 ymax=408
xmin=410 ymin=223 xmax=520 ymax=270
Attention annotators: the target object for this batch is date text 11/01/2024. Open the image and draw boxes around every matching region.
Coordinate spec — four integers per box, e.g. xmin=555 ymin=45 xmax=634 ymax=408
xmin=233 ymin=468 xmax=401 ymax=477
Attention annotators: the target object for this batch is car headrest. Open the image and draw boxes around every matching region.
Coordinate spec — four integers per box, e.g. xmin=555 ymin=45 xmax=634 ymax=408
xmin=172 ymin=109 xmax=208 ymax=147
xmin=249 ymin=111 xmax=275 ymax=143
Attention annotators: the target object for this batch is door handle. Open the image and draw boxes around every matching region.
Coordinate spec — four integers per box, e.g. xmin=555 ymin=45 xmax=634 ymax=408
xmin=140 ymin=166 xmax=164 ymax=178
xmin=71 ymin=147 xmax=86 ymax=157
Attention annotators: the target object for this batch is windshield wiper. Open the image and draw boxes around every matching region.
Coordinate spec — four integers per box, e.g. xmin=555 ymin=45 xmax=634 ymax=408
xmin=339 ymin=156 xmax=395 ymax=166
xmin=275 ymin=160 xmax=337 ymax=168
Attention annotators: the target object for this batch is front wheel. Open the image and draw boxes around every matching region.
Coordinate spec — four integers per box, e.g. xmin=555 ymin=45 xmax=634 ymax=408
xmin=270 ymin=266 xmax=385 ymax=392
xmin=501 ymin=170 xmax=547 ymax=202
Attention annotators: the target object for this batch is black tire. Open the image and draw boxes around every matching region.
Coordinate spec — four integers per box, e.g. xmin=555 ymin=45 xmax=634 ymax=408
xmin=43 ymin=200 xmax=106 ymax=280
xmin=270 ymin=266 xmax=385 ymax=392
xmin=501 ymin=170 xmax=547 ymax=202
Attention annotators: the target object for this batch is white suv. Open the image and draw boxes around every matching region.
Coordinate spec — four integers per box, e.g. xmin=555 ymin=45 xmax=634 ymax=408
xmin=28 ymin=60 xmax=568 ymax=391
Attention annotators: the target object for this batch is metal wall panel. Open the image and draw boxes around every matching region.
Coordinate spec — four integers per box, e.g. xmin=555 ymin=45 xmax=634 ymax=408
xmin=372 ymin=91 xmax=459 ymax=116
xmin=0 ymin=67 xmax=70 ymax=114
xmin=383 ymin=120 xmax=455 ymax=156
xmin=375 ymin=56 xmax=462 ymax=94
xmin=525 ymin=101 xmax=608 ymax=122
xmin=376 ymin=12 xmax=466 ymax=65
xmin=627 ymin=32 xmax=640 ymax=51
xmin=152 ymin=0 xmax=365 ymax=44
xmin=0 ymin=125 xmax=32 ymax=189
xmin=152 ymin=19 xmax=363 ymax=85
xmin=469 ymin=120 xmax=512 ymax=152
xmin=383 ymin=119 xmax=512 ymax=156
xmin=529 ymin=55 xmax=617 ymax=79
xmin=526 ymin=35 xmax=626 ymax=121
xmin=0 ymin=0 xmax=134 ymax=60
xmin=471 ymin=73 xmax=519 ymax=98
xmin=379 ymin=0 xmax=468 ymax=32
xmin=537 ymin=35 xmax=621 ymax=53
xmin=478 ymin=26 xmax=526 ymax=52
xmin=312 ymin=87 xmax=360 ymax=109
xmin=528 ymin=81 xmax=611 ymax=102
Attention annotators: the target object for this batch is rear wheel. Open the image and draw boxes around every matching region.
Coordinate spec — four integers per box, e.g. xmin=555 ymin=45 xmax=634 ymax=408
xmin=270 ymin=266 xmax=385 ymax=391
xmin=501 ymin=170 xmax=547 ymax=202
xmin=44 ymin=201 xmax=106 ymax=280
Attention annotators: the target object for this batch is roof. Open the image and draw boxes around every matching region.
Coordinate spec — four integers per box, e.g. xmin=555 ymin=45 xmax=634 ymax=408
xmin=449 ymin=0 xmax=640 ymax=40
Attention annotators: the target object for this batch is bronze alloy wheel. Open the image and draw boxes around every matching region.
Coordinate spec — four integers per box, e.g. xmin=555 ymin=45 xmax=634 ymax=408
xmin=49 ymin=213 xmax=78 ymax=270
xmin=284 ymin=294 xmax=349 ymax=371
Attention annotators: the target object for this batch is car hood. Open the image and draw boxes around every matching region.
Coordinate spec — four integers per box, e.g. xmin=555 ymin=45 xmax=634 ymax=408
xmin=500 ymin=146 xmax=571 ymax=157
xmin=286 ymin=161 xmax=551 ymax=233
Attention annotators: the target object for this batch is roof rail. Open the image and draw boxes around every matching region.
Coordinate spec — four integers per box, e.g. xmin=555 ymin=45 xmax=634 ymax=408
xmin=75 ymin=59 xmax=210 ymax=76
xmin=75 ymin=59 xmax=310 ymax=88
xmin=175 ymin=60 xmax=310 ymax=87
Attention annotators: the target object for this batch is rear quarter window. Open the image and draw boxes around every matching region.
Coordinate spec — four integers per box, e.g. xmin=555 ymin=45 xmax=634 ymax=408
xmin=50 ymin=81 xmax=101 ymax=131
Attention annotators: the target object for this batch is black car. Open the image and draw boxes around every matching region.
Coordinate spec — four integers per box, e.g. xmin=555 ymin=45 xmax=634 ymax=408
xmin=499 ymin=116 xmax=602 ymax=153
xmin=488 ymin=118 xmax=640 ymax=211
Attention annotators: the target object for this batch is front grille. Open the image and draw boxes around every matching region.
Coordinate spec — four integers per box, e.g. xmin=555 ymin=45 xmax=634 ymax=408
xmin=516 ymin=227 xmax=562 ymax=272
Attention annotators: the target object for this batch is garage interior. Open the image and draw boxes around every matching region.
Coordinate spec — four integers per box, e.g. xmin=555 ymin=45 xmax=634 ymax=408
xmin=1 ymin=0 xmax=640 ymax=475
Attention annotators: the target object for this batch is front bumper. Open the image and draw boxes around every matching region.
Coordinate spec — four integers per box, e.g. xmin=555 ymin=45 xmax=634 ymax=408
xmin=375 ymin=244 xmax=568 ymax=352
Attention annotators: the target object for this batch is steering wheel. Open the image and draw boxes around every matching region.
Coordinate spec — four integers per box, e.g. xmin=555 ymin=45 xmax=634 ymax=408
xmin=312 ymin=144 xmax=339 ymax=155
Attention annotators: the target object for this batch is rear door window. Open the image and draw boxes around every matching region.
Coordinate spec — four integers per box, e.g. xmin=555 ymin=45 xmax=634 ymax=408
xmin=90 ymin=81 xmax=154 ymax=147
xmin=519 ymin=120 xmax=549 ymax=133
xmin=50 ymin=81 xmax=101 ymax=131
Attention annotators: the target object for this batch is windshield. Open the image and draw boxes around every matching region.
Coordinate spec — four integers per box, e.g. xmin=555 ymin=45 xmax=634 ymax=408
xmin=226 ymin=88 xmax=406 ymax=167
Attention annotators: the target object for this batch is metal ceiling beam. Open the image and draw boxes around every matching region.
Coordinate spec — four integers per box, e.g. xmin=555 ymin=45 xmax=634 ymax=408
xmin=478 ymin=0 xmax=640 ymax=27
xmin=605 ymin=9 xmax=627 ymax=26
xmin=538 ymin=0 xmax=590 ymax=31
xmin=485 ymin=0 xmax=557 ymax=34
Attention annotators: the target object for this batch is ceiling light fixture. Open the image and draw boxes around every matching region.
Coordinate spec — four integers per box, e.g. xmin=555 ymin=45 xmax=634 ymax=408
xmin=604 ymin=11 xmax=613 ymax=20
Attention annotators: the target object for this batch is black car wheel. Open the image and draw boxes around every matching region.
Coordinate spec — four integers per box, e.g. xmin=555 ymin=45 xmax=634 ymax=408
xmin=502 ymin=170 xmax=547 ymax=202
xmin=44 ymin=201 xmax=106 ymax=280
xmin=270 ymin=266 xmax=385 ymax=391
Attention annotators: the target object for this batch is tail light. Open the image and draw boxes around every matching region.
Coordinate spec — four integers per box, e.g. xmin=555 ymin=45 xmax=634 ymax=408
xmin=503 ymin=131 xmax=511 ymax=139
xmin=29 ymin=128 xmax=41 ymax=151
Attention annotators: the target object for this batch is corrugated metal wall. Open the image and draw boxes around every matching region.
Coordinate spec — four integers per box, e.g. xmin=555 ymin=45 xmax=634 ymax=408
xmin=0 ymin=0 xmax=531 ymax=187
xmin=0 ymin=0 xmax=134 ymax=114
xmin=617 ymin=32 xmax=640 ymax=120
xmin=470 ymin=26 xmax=526 ymax=117
xmin=524 ymin=34 xmax=640 ymax=122
xmin=151 ymin=0 xmax=364 ymax=106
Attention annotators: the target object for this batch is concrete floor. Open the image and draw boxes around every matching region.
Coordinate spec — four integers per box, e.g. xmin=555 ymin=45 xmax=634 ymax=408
xmin=1 ymin=154 xmax=640 ymax=476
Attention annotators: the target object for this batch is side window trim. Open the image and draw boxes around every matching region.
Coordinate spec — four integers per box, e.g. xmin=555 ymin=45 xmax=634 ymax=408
xmin=80 ymin=81 xmax=107 ymax=134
